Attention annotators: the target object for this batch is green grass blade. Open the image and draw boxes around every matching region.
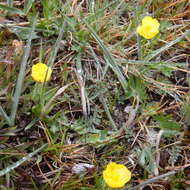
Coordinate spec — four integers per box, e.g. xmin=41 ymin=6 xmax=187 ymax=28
xmin=7 ymin=0 xmax=13 ymax=7
xmin=0 ymin=143 xmax=47 ymax=177
xmin=10 ymin=14 xmax=38 ymax=126
xmin=83 ymin=19 xmax=128 ymax=92
xmin=24 ymin=0 xmax=35 ymax=14
xmin=99 ymin=96 xmax=117 ymax=131
xmin=146 ymin=29 xmax=190 ymax=61
xmin=0 ymin=4 xmax=23 ymax=15
xmin=47 ymin=19 xmax=66 ymax=67
xmin=0 ymin=106 xmax=12 ymax=126
xmin=39 ymin=19 xmax=66 ymax=106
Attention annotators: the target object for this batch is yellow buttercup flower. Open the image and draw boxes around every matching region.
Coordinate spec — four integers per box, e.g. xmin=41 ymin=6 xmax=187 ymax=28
xmin=137 ymin=16 xmax=160 ymax=39
xmin=31 ymin=63 xmax=52 ymax=83
xmin=103 ymin=162 xmax=131 ymax=188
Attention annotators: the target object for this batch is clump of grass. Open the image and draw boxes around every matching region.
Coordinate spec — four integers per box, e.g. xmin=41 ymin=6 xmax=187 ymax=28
xmin=0 ymin=0 xmax=190 ymax=189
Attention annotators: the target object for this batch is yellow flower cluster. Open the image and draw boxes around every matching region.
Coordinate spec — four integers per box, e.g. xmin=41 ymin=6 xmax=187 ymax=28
xmin=103 ymin=162 xmax=131 ymax=188
xmin=31 ymin=63 xmax=52 ymax=83
xmin=137 ymin=16 xmax=160 ymax=39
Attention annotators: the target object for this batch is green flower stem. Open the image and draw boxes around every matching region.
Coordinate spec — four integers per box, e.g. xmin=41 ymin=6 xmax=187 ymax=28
xmin=10 ymin=13 xmax=38 ymax=126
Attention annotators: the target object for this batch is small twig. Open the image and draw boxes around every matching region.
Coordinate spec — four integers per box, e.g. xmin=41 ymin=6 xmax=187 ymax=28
xmin=155 ymin=129 xmax=164 ymax=175
xmin=119 ymin=97 xmax=139 ymax=135
xmin=74 ymin=68 xmax=88 ymax=119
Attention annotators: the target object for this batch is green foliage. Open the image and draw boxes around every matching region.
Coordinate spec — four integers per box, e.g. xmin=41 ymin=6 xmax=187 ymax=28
xmin=126 ymin=75 xmax=147 ymax=102
xmin=169 ymin=170 xmax=188 ymax=190
xmin=0 ymin=0 xmax=189 ymax=189
xmin=83 ymin=19 xmax=128 ymax=92
xmin=168 ymin=145 xmax=183 ymax=166
xmin=42 ymin=0 xmax=60 ymax=20
xmin=159 ymin=20 xmax=172 ymax=33
xmin=154 ymin=113 xmax=180 ymax=137
xmin=137 ymin=144 xmax=158 ymax=175
xmin=0 ymin=14 xmax=38 ymax=126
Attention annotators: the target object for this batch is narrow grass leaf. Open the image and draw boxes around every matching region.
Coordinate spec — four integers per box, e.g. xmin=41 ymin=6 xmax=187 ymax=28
xmin=24 ymin=0 xmax=35 ymax=14
xmin=41 ymin=83 xmax=74 ymax=117
xmin=0 ymin=106 xmax=12 ymax=126
xmin=99 ymin=96 xmax=117 ymax=131
xmin=0 ymin=4 xmax=24 ymax=15
xmin=10 ymin=14 xmax=38 ymax=125
xmin=0 ymin=143 xmax=47 ymax=177
xmin=130 ymin=171 xmax=176 ymax=190
xmin=146 ymin=29 xmax=190 ymax=61
xmin=47 ymin=19 xmax=66 ymax=67
xmin=117 ymin=59 xmax=187 ymax=67
xmin=7 ymin=0 xmax=13 ymax=7
xmin=88 ymin=44 xmax=103 ymax=79
xmin=83 ymin=19 xmax=128 ymax=92
xmin=40 ymin=19 xmax=66 ymax=107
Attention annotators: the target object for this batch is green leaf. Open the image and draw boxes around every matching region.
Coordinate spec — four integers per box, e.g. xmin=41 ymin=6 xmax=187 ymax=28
xmin=138 ymin=144 xmax=157 ymax=175
xmin=0 ymin=4 xmax=24 ymax=15
xmin=42 ymin=0 xmax=59 ymax=20
xmin=126 ymin=75 xmax=147 ymax=101
xmin=154 ymin=113 xmax=180 ymax=134
xmin=159 ymin=20 xmax=172 ymax=33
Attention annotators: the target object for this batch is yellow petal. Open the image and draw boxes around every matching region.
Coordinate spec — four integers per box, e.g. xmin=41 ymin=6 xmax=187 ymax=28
xmin=31 ymin=63 xmax=52 ymax=83
xmin=103 ymin=162 xmax=131 ymax=188
xmin=137 ymin=16 xmax=160 ymax=39
xmin=142 ymin=16 xmax=154 ymax=25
